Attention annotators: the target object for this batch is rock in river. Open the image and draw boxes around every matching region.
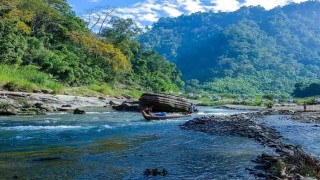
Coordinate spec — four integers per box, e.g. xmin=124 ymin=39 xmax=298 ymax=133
xmin=0 ymin=107 xmax=17 ymax=116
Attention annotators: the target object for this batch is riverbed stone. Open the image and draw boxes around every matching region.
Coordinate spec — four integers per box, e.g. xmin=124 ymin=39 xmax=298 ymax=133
xmin=74 ymin=108 xmax=86 ymax=114
xmin=112 ymin=100 xmax=140 ymax=111
xmin=109 ymin=100 xmax=121 ymax=106
xmin=0 ymin=108 xmax=17 ymax=115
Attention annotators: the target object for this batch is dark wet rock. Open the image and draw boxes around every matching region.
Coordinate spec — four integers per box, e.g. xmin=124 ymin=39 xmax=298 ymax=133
xmin=32 ymin=156 xmax=61 ymax=162
xmin=58 ymin=104 xmax=73 ymax=111
xmin=115 ymin=96 xmax=124 ymax=99
xmin=74 ymin=108 xmax=86 ymax=114
xmin=112 ymin=100 xmax=140 ymax=112
xmin=34 ymin=102 xmax=54 ymax=112
xmin=57 ymin=107 xmax=72 ymax=111
xmin=180 ymin=113 xmax=281 ymax=144
xmin=122 ymin=94 xmax=133 ymax=99
xmin=109 ymin=100 xmax=121 ymax=106
xmin=0 ymin=108 xmax=17 ymax=115
xmin=98 ymin=96 xmax=106 ymax=100
xmin=33 ymin=89 xmax=42 ymax=93
xmin=144 ymin=168 xmax=168 ymax=176
xmin=41 ymin=89 xmax=52 ymax=94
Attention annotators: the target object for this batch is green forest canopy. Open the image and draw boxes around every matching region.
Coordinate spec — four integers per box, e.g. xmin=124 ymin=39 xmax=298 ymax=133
xmin=140 ymin=1 xmax=320 ymax=95
xmin=0 ymin=0 xmax=184 ymax=93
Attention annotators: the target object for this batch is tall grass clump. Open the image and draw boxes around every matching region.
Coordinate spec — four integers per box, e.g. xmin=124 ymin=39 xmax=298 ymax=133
xmin=0 ymin=64 xmax=63 ymax=93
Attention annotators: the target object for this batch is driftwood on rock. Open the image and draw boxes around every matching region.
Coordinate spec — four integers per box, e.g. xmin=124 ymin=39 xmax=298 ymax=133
xmin=139 ymin=93 xmax=190 ymax=112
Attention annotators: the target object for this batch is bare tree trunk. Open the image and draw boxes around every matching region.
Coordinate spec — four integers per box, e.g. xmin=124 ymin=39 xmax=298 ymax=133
xmin=98 ymin=9 xmax=115 ymax=35
xmin=89 ymin=14 xmax=101 ymax=31
xmin=85 ymin=6 xmax=116 ymax=33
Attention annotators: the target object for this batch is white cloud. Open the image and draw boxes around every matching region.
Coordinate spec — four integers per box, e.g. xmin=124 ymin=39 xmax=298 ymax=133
xmin=163 ymin=6 xmax=183 ymax=17
xmin=210 ymin=0 xmax=240 ymax=12
xmin=176 ymin=0 xmax=206 ymax=13
xmin=243 ymin=0 xmax=288 ymax=10
xmin=84 ymin=0 xmax=312 ymax=28
xmin=291 ymin=0 xmax=309 ymax=3
xmin=137 ymin=13 xmax=159 ymax=22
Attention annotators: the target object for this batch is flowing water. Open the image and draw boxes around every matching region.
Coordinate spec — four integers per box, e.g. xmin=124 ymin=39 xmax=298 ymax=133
xmin=261 ymin=115 xmax=320 ymax=159
xmin=0 ymin=108 xmax=296 ymax=179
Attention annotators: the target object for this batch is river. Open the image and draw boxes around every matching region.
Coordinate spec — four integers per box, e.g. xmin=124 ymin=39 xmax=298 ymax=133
xmin=0 ymin=107 xmax=317 ymax=179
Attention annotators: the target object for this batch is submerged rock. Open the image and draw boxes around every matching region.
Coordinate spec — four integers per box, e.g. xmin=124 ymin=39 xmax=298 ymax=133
xmin=144 ymin=168 xmax=168 ymax=176
xmin=32 ymin=156 xmax=61 ymax=162
xmin=74 ymin=108 xmax=86 ymax=114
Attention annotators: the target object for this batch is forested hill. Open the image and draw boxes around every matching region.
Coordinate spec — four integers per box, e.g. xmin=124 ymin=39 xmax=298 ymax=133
xmin=140 ymin=1 xmax=320 ymax=95
xmin=0 ymin=0 xmax=183 ymax=94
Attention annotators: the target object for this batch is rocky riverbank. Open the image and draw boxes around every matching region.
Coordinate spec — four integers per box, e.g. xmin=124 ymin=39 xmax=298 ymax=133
xmin=292 ymin=112 xmax=320 ymax=123
xmin=0 ymin=91 xmax=138 ymax=115
xmin=225 ymin=104 xmax=320 ymax=123
xmin=180 ymin=112 xmax=320 ymax=179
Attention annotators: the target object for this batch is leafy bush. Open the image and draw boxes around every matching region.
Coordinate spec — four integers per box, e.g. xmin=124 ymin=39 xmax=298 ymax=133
xmin=3 ymin=81 xmax=34 ymax=92
xmin=0 ymin=100 xmax=11 ymax=109
xmin=0 ymin=64 xmax=63 ymax=93
xmin=264 ymin=101 xmax=274 ymax=108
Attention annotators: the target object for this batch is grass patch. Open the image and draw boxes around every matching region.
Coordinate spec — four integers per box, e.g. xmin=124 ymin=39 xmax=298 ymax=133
xmin=0 ymin=64 xmax=63 ymax=93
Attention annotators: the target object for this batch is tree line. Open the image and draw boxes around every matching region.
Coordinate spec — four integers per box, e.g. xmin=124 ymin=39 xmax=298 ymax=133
xmin=140 ymin=1 xmax=320 ymax=96
xmin=0 ymin=0 xmax=184 ymax=93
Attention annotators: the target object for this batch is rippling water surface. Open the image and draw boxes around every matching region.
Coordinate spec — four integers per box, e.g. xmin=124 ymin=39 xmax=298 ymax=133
xmin=0 ymin=107 xmax=267 ymax=179
xmin=261 ymin=115 xmax=320 ymax=159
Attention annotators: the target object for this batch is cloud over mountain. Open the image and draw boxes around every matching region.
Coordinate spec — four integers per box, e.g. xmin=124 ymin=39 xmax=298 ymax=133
xmin=84 ymin=0 xmax=309 ymax=27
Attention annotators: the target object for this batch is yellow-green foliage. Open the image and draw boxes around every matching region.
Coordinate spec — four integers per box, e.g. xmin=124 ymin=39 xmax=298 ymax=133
xmin=69 ymin=31 xmax=129 ymax=73
xmin=0 ymin=64 xmax=63 ymax=93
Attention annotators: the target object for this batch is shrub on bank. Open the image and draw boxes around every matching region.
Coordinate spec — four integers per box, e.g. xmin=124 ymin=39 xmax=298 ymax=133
xmin=0 ymin=64 xmax=63 ymax=93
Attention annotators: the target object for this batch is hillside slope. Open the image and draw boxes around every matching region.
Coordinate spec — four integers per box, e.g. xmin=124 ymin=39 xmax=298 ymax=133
xmin=140 ymin=1 xmax=320 ymax=94
xmin=0 ymin=0 xmax=183 ymax=93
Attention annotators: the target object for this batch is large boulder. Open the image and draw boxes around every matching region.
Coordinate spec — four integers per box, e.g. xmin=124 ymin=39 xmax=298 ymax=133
xmin=0 ymin=108 xmax=17 ymax=115
xmin=112 ymin=100 xmax=140 ymax=111
xmin=109 ymin=100 xmax=122 ymax=106
xmin=139 ymin=93 xmax=190 ymax=112
xmin=74 ymin=108 xmax=86 ymax=114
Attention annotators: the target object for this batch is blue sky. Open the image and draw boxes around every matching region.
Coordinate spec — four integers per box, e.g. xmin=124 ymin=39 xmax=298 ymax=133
xmin=67 ymin=0 xmax=308 ymax=28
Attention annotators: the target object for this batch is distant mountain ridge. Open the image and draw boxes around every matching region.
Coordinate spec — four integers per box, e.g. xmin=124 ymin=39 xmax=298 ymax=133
xmin=140 ymin=1 xmax=320 ymax=95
